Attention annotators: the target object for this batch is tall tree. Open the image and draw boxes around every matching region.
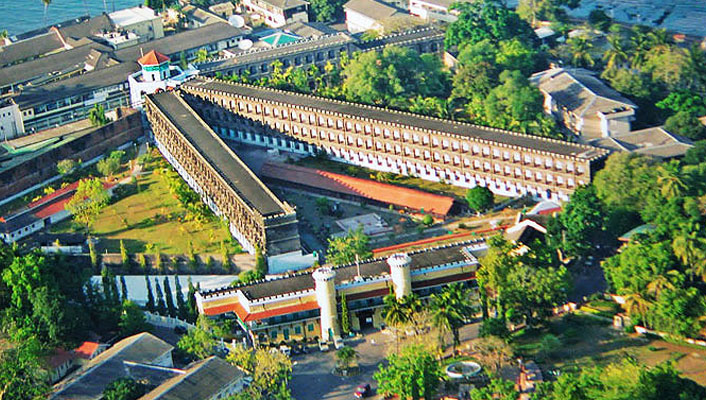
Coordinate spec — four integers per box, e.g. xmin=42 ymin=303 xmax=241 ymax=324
xmin=340 ymin=293 xmax=350 ymax=335
xmin=120 ymin=240 xmax=129 ymax=269
xmin=120 ymin=275 xmax=129 ymax=301
xmin=0 ymin=333 xmax=49 ymax=400
xmin=603 ymin=34 xmax=629 ymax=71
xmin=174 ymin=275 xmax=188 ymax=321
xmin=568 ymin=35 xmax=595 ymax=67
xmin=65 ymin=178 xmax=110 ymax=234
xmin=118 ymin=301 xmax=150 ymax=338
xmin=445 ymin=0 xmax=535 ymax=49
xmin=187 ymin=277 xmax=198 ymax=323
xmin=154 ymin=278 xmax=166 ymax=316
xmin=326 ymin=227 xmax=372 ymax=266
xmin=145 ymin=276 xmax=155 ymax=313
xmin=374 ymin=344 xmax=443 ymax=400
xmin=163 ymin=276 xmax=176 ymax=318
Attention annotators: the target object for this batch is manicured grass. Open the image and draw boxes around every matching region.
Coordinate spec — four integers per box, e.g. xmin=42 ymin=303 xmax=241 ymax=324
xmin=52 ymin=161 xmax=233 ymax=255
xmin=510 ymin=313 xmax=706 ymax=385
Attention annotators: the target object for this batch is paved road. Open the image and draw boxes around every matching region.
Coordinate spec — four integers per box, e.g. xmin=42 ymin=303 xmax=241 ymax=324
xmin=290 ymin=323 xmax=480 ymax=400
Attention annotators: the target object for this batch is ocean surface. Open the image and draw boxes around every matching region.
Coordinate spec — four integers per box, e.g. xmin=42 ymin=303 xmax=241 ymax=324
xmin=0 ymin=0 xmax=144 ymax=36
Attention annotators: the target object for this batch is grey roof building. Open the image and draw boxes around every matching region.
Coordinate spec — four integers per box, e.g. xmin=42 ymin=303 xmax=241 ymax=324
xmin=530 ymin=67 xmax=637 ymax=140
xmin=52 ymin=332 xmax=174 ymax=400
xmin=138 ymin=357 xmax=248 ymax=400
xmin=590 ymin=126 xmax=693 ymax=159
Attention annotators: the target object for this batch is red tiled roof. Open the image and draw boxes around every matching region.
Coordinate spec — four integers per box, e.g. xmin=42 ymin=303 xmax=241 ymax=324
xmin=32 ymin=181 xmax=116 ymax=219
xmin=137 ymin=50 xmax=169 ymax=66
xmin=47 ymin=348 xmax=75 ymax=368
xmin=204 ymin=300 xmax=319 ymax=321
xmin=74 ymin=341 xmax=100 ymax=359
xmin=26 ymin=181 xmax=80 ymax=209
xmin=261 ymin=162 xmax=454 ymax=216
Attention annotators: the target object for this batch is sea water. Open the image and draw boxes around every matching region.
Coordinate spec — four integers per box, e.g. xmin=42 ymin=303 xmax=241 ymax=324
xmin=0 ymin=0 xmax=144 ymax=36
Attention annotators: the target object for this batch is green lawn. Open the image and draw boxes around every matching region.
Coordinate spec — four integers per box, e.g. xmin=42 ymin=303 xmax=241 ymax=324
xmin=52 ymin=161 xmax=233 ymax=255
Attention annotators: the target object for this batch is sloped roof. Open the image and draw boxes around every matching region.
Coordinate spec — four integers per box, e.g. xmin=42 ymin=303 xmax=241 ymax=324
xmin=0 ymin=31 xmax=65 ymax=67
xmin=531 ymin=67 xmax=636 ymax=119
xmin=590 ymin=126 xmax=693 ymax=159
xmin=74 ymin=341 xmax=101 ymax=359
xmin=344 ymin=0 xmax=400 ymax=18
xmin=52 ymin=332 xmax=173 ymax=400
xmin=261 ymin=162 xmax=454 ymax=216
xmin=139 ymin=357 xmax=245 ymax=400
xmin=138 ymin=50 xmax=170 ymax=66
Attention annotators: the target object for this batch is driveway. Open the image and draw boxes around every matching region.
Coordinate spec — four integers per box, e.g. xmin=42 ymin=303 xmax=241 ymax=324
xmin=290 ymin=323 xmax=481 ymax=400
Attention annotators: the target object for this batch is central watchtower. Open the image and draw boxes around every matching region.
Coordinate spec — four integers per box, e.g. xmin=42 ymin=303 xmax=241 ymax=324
xmin=387 ymin=253 xmax=412 ymax=299
xmin=313 ymin=267 xmax=339 ymax=342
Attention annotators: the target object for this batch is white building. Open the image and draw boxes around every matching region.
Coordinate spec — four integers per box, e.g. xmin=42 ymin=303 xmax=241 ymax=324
xmin=0 ymin=98 xmax=24 ymax=140
xmin=409 ymin=0 xmax=466 ymax=22
xmin=128 ymin=50 xmax=199 ymax=108
xmin=344 ymin=0 xmax=406 ymax=33
xmin=530 ymin=67 xmax=637 ymax=140
xmin=109 ymin=6 xmax=165 ymax=42
xmin=243 ymin=0 xmax=309 ymax=28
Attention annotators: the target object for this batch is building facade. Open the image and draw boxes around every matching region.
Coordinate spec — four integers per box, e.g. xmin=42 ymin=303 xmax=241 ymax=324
xmin=196 ymin=241 xmax=484 ymax=346
xmin=0 ymin=98 xmax=25 ymax=140
xmin=243 ymin=0 xmax=310 ymax=27
xmin=109 ymin=6 xmax=165 ymax=42
xmin=179 ymin=78 xmax=608 ymax=202
xmin=144 ymin=91 xmax=310 ymax=271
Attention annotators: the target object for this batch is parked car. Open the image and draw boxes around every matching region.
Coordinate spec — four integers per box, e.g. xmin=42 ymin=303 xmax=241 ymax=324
xmin=354 ymin=383 xmax=371 ymax=398
xmin=318 ymin=341 xmax=330 ymax=352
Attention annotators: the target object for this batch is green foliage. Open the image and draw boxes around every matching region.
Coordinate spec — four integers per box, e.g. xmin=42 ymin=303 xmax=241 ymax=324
xmin=194 ymin=48 xmax=209 ymax=63
xmin=0 ymin=332 xmax=49 ymax=400
xmin=374 ymin=344 xmax=443 ymax=400
xmin=119 ymin=300 xmax=150 ymax=338
xmin=538 ymin=333 xmax=561 ymax=359
xmin=343 ymin=46 xmax=449 ymax=107
xmin=326 ymin=226 xmax=372 ymax=266
xmin=588 ymin=9 xmax=612 ymax=31
xmin=120 ymin=240 xmax=129 ymax=268
xmin=551 ymin=185 xmax=605 ymax=257
xmin=466 ymin=186 xmax=494 ymax=211
xmin=683 ymin=141 xmax=706 ymax=165
xmin=103 ymin=377 xmax=146 ymax=400
xmin=445 ymin=0 xmax=535 ymax=50
xmin=57 ymin=159 xmax=77 ymax=175
xmin=516 ymin=0 xmax=578 ymax=25
xmin=340 ymin=292 xmax=350 ymax=334
xmin=255 ymin=247 xmax=266 ymax=276
xmin=535 ymin=360 xmax=706 ymax=400
xmin=466 ymin=70 xmax=560 ymax=138
xmin=97 ymin=156 xmax=121 ymax=178
xmin=164 ymin=276 xmax=176 ymax=318
xmin=155 ymin=278 xmax=166 ymax=316
xmin=336 ymin=345 xmax=358 ymax=370
xmin=430 ymin=283 xmax=475 ymax=348
xmin=186 ymin=277 xmax=198 ymax=323
xmin=226 ymin=346 xmax=293 ymax=399
xmin=309 ymin=0 xmax=345 ymax=22
xmin=239 ymin=269 xmax=265 ymax=284
xmin=145 ymin=275 xmax=155 ymax=312
xmin=664 ymin=111 xmax=706 ymax=140
xmin=177 ymin=315 xmax=217 ymax=359
xmin=422 ymin=214 xmax=434 ymax=226
xmin=88 ymin=104 xmax=109 ymax=127
xmin=66 ymin=178 xmax=110 ymax=233
xmin=174 ymin=275 xmax=188 ymax=321
xmin=470 ymin=378 xmax=517 ymax=400
xmin=479 ymin=317 xmax=510 ymax=339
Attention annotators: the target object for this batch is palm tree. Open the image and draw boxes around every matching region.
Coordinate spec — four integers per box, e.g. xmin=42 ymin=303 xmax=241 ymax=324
xmin=336 ymin=345 xmax=358 ymax=373
xmin=629 ymin=26 xmax=650 ymax=69
xmin=672 ymin=224 xmax=706 ymax=281
xmin=430 ymin=291 xmax=460 ymax=350
xmin=647 ymin=28 xmax=670 ymax=50
xmin=383 ymin=292 xmax=409 ymax=350
xmin=568 ymin=35 xmax=595 ymax=68
xmin=603 ymin=34 xmax=629 ymax=71
xmin=684 ymin=45 xmax=706 ymax=91
xmin=646 ymin=270 xmax=679 ymax=297
xmin=88 ymin=104 xmax=108 ymax=127
xmin=623 ymin=292 xmax=653 ymax=328
xmin=656 ymin=161 xmax=687 ymax=199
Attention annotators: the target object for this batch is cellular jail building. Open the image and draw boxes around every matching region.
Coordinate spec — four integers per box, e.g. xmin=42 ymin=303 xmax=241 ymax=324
xmin=196 ymin=241 xmax=486 ymax=346
xmin=145 ymin=91 xmax=308 ymax=271
xmin=179 ymin=77 xmax=609 ymax=201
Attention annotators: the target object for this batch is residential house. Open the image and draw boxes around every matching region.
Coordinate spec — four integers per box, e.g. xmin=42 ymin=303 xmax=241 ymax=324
xmin=182 ymin=5 xmax=228 ymax=29
xmin=590 ymin=126 xmax=694 ymax=159
xmin=409 ymin=0 xmax=468 ymax=22
xmin=344 ymin=0 xmax=407 ymax=33
xmin=45 ymin=349 xmax=77 ymax=384
xmin=109 ymin=6 xmax=165 ymax=42
xmin=52 ymin=332 xmax=174 ymax=400
xmin=243 ymin=0 xmax=309 ymax=28
xmin=530 ymin=67 xmax=637 ymax=140
xmin=137 ymin=356 xmax=248 ymax=400
xmin=209 ymin=2 xmax=238 ymax=18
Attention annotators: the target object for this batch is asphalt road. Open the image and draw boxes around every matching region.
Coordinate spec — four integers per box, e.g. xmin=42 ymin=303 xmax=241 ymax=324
xmin=290 ymin=323 xmax=480 ymax=400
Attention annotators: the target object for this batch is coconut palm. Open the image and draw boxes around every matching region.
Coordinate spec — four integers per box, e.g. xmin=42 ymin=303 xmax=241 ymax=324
xmin=383 ymin=292 xmax=409 ymax=350
xmin=646 ymin=270 xmax=680 ymax=297
xmin=684 ymin=45 xmax=706 ymax=91
xmin=629 ymin=26 xmax=651 ymax=69
xmin=672 ymin=225 xmax=706 ymax=282
xmin=603 ymin=34 xmax=629 ymax=71
xmin=568 ymin=35 xmax=595 ymax=68
xmin=623 ymin=291 xmax=653 ymax=328
xmin=430 ymin=290 xmax=460 ymax=349
xmin=656 ymin=161 xmax=687 ymax=199
xmin=647 ymin=28 xmax=670 ymax=50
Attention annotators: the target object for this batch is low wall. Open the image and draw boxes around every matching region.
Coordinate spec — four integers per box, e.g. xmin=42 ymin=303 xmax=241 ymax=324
xmin=634 ymin=325 xmax=706 ymax=347
xmin=0 ymin=108 xmax=144 ymax=199
xmin=144 ymin=311 xmax=195 ymax=330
